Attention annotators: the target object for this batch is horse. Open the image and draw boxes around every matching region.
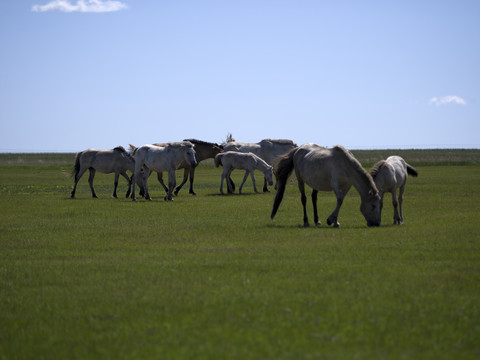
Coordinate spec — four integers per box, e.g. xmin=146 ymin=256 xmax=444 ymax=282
xmin=222 ymin=138 xmax=297 ymax=192
xmin=370 ymin=156 xmax=418 ymax=225
xmin=130 ymin=142 xmax=197 ymax=201
xmin=152 ymin=139 xmax=223 ymax=196
xmin=271 ymin=143 xmax=382 ymax=227
xmin=70 ymin=146 xmax=135 ymax=199
xmin=214 ymin=151 xmax=274 ymax=194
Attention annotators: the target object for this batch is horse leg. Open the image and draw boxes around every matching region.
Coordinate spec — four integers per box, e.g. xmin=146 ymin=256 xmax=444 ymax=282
xmin=263 ymin=176 xmax=270 ymax=193
xmin=165 ymin=170 xmax=176 ymax=201
xmin=392 ymin=188 xmax=400 ymax=225
xmin=112 ymin=172 xmax=119 ymax=198
xmin=88 ymin=168 xmax=97 ymax=198
xmin=131 ymin=162 xmax=143 ymax=201
xmin=220 ymin=170 xmax=225 ymax=194
xmin=226 ymin=168 xmax=235 ymax=194
xmin=142 ymin=167 xmax=152 ymax=201
xmin=157 ymin=172 xmax=169 ymax=194
xmin=71 ymin=166 xmax=87 ymax=198
xmin=239 ymin=170 xmax=250 ymax=194
xmin=136 ymin=168 xmax=149 ymax=197
xmin=188 ymin=168 xmax=196 ymax=195
xmin=398 ymin=185 xmax=405 ymax=225
xmin=174 ymin=168 xmax=189 ymax=196
xmin=120 ymin=172 xmax=132 ymax=198
xmin=250 ymin=170 xmax=258 ymax=193
xmin=227 ymin=175 xmax=235 ymax=193
xmin=298 ymin=179 xmax=309 ymax=227
xmin=312 ymin=190 xmax=321 ymax=226
xmin=327 ymin=184 xmax=345 ymax=228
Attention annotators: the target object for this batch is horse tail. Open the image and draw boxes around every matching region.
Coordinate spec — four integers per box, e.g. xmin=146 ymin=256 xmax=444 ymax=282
xmin=406 ymin=163 xmax=418 ymax=177
xmin=271 ymin=147 xmax=297 ymax=220
xmin=214 ymin=153 xmax=223 ymax=168
xmin=71 ymin=152 xmax=81 ymax=179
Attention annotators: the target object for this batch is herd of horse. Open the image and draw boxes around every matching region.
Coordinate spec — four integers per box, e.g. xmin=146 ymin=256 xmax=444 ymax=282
xmin=70 ymin=137 xmax=418 ymax=227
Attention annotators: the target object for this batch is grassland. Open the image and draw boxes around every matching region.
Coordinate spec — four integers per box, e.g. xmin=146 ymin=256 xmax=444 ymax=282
xmin=1 ymin=150 xmax=479 ymax=359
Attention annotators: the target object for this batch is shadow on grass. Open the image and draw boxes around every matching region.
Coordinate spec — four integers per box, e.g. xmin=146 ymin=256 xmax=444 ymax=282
xmin=264 ymin=222 xmax=392 ymax=230
xmin=206 ymin=192 xmax=272 ymax=197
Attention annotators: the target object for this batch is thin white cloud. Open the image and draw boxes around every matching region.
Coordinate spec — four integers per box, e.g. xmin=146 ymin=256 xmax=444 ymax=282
xmin=32 ymin=0 xmax=127 ymax=13
xmin=429 ymin=96 xmax=467 ymax=106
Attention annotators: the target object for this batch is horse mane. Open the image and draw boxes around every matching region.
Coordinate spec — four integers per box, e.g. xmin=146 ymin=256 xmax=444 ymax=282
xmin=370 ymin=160 xmax=387 ymax=179
xmin=333 ymin=145 xmax=377 ymax=189
xmin=166 ymin=141 xmax=193 ymax=148
xmin=114 ymin=146 xmax=135 ymax=160
xmin=260 ymin=139 xmax=297 ymax=146
xmin=183 ymin=139 xmax=220 ymax=147
xmin=113 ymin=146 xmax=127 ymax=153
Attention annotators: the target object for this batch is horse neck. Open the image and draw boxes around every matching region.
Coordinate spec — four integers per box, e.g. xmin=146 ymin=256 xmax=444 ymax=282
xmin=125 ymin=156 xmax=135 ymax=172
xmin=343 ymin=157 xmax=377 ymax=199
xmin=255 ymin=159 xmax=270 ymax=174
xmin=194 ymin=145 xmax=218 ymax=162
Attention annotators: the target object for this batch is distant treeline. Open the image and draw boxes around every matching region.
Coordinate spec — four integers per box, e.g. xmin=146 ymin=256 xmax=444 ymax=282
xmin=0 ymin=149 xmax=479 ymax=167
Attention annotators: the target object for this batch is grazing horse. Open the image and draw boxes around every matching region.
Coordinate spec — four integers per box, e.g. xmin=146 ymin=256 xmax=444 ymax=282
xmin=214 ymin=151 xmax=274 ymax=194
xmin=131 ymin=142 xmax=197 ymax=201
xmin=271 ymin=143 xmax=381 ymax=227
xmin=222 ymin=138 xmax=297 ymax=192
xmin=70 ymin=146 xmax=135 ymax=199
xmin=370 ymin=156 xmax=418 ymax=225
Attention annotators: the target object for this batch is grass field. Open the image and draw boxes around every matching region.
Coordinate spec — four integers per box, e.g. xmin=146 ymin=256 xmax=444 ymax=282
xmin=1 ymin=150 xmax=479 ymax=359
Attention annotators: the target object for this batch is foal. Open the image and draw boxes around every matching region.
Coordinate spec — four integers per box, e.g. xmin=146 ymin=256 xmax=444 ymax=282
xmin=370 ymin=156 xmax=418 ymax=225
xmin=214 ymin=151 xmax=274 ymax=194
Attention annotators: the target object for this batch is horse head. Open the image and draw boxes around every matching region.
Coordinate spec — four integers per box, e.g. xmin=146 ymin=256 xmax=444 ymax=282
xmin=183 ymin=143 xmax=198 ymax=168
xmin=265 ymin=165 xmax=274 ymax=186
xmin=360 ymin=190 xmax=382 ymax=227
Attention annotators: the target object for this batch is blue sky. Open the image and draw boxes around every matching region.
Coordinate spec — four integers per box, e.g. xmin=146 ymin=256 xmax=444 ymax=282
xmin=1 ymin=0 xmax=479 ymax=152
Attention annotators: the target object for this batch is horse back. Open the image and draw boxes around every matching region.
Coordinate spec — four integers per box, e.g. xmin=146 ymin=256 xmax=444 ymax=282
xmin=293 ymin=146 xmax=337 ymax=191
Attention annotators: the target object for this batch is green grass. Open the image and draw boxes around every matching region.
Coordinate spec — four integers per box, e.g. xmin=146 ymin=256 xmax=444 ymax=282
xmin=1 ymin=152 xmax=479 ymax=359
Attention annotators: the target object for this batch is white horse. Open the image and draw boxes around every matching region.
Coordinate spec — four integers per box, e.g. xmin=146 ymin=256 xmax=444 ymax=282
xmin=271 ymin=143 xmax=381 ymax=227
xmin=70 ymin=146 xmax=135 ymax=199
xmin=131 ymin=139 xmax=223 ymax=197
xmin=222 ymin=138 xmax=297 ymax=192
xmin=214 ymin=151 xmax=274 ymax=194
xmin=370 ymin=156 xmax=418 ymax=225
xmin=131 ymin=142 xmax=197 ymax=201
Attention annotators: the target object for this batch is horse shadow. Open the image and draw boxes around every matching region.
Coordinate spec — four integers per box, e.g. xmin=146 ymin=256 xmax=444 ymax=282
xmin=264 ymin=222 xmax=392 ymax=230
xmin=206 ymin=192 xmax=271 ymax=197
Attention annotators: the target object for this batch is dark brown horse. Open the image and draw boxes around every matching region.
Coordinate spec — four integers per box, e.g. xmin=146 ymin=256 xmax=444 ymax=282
xmin=172 ymin=139 xmax=223 ymax=195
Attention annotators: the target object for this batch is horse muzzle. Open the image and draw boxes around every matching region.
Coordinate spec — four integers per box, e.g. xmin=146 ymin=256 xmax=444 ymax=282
xmin=367 ymin=221 xmax=381 ymax=227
